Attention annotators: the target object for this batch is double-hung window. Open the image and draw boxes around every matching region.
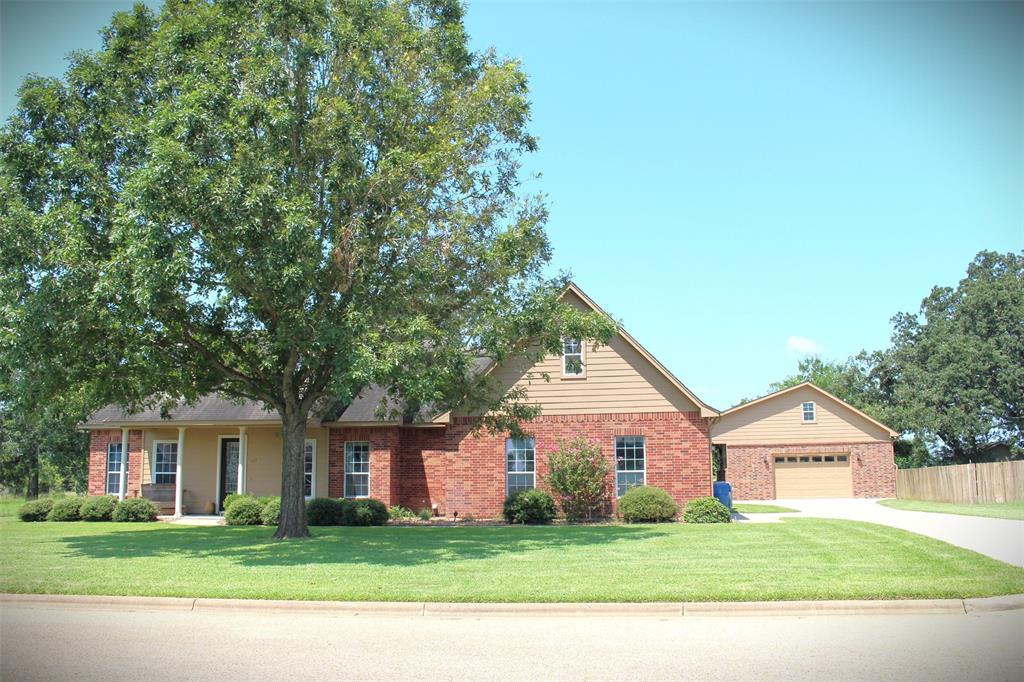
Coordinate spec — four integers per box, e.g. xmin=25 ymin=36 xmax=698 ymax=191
xmin=344 ymin=441 xmax=370 ymax=498
xmin=506 ymin=437 xmax=536 ymax=495
xmin=106 ymin=442 xmax=125 ymax=495
xmin=615 ymin=436 xmax=646 ymax=496
xmin=153 ymin=441 xmax=178 ymax=485
xmin=303 ymin=439 xmax=316 ymax=498
xmin=802 ymin=402 xmax=816 ymax=423
xmin=562 ymin=338 xmax=584 ymax=376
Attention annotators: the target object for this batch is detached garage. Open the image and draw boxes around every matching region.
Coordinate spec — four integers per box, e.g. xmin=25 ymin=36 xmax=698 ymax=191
xmin=710 ymin=382 xmax=898 ymax=500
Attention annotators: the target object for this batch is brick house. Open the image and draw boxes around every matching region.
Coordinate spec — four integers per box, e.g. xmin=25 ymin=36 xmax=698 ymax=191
xmin=83 ymin=283 xmax=897 ymax=517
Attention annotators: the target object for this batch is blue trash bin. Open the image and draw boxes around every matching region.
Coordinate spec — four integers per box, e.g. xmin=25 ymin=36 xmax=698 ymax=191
xmin=713 ymin=481 xmax=733 ymax=510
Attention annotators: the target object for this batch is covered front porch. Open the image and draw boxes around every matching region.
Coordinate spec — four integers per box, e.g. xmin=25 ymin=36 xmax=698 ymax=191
xmin=87 ymin=424 xmax=330 ymax=516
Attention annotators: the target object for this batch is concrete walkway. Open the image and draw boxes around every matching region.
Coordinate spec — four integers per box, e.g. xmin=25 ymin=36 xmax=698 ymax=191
xmin=736 ymin=498 xmax=1024 ymax=567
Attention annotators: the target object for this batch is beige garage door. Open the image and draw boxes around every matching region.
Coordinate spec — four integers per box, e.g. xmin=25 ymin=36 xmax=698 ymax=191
xmin=773 ymin=454 xmax=852 ymax=498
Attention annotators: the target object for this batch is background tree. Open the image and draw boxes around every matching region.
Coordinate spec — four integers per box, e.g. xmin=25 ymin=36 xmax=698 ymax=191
xmin=884 ymin=250 xmax=1023 ymax=462
xmin=0 ymin=0 xmax=614 ymax=537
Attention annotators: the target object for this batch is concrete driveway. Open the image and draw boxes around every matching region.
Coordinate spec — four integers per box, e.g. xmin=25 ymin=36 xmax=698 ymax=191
xmin=737 ymin=498 xmax=1024 ymax=567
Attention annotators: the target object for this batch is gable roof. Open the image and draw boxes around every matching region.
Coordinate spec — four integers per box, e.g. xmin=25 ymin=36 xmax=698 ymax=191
xmin=718 ymin=381 xmax=897 ymax=437
xmin=563 ymin=282 xmax=719 ymax=418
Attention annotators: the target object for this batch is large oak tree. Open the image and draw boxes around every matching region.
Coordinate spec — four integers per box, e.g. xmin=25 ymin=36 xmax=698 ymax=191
xmin=0 ymin=0 xmax=614 ymax=537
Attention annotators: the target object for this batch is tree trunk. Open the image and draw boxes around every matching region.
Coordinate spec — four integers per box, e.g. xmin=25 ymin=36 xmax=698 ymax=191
xmin=26 ymin=443 xmax=39 ymax=500
xmin=274 ymin=405 xmax=311 ymax=539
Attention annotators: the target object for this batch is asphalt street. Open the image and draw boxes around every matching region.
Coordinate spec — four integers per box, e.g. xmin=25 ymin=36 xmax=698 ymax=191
xmin=1 ymin=602 xmax=1021 ymax=681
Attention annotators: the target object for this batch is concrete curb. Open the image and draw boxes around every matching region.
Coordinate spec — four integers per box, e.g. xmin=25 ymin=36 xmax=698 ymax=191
xmin=3 ymin=593 xmax=1022 ymax=618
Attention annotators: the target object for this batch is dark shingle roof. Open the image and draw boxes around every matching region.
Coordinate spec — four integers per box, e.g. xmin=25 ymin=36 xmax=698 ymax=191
xmin=83 ymin=356 xmax=497 ymax=427
xmin=83 ymin=395 xmax=279 ymax=427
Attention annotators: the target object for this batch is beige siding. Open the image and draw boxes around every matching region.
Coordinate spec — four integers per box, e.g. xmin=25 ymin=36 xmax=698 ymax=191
xmin=139 ymin=426 xmax=329 ymax=512
xmin=711 ymin=385 xmax=891 ymax=445
xmin=480 ymin=291 xmax=699 ymax=415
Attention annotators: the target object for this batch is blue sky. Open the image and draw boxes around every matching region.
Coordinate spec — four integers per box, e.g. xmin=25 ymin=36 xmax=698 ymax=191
xmin=3 ymin=1 xmax=1021 ymax=409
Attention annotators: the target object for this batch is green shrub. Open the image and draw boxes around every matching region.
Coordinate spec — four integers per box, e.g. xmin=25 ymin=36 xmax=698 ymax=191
xmin=683 ymin=496 xmax=732 ymax=524
xmin=503 ymin=489 xmax=557 ymax=525
xmin=306 ymin=497 xmax=342 ymax=526
xmin=225 ymin=497 xmax=263 ymax=525
xmin=222 ymin=493 xmax=251 ymax=511
xmin=48 ymin=496 xmax=85 ymax=521
xmin=618 ymin=486 xmax=679 ymax=523
xmin=418 ymin=507 xmax=433 ymax=521
xmin=543 ymin=437 xmax=610 ymax=521
xmin=260 ymin=497 xmax=281 ymax=525
xmin=340 ymin=498 xmax=389 ymax=526
xmin=111 ymin=497 xmax=158 ymax=522
xmin=389 ymin=505 xmax=416 ymax=520
xmin=80 ymin=496 xmax=118 ymax=521
xmin=18 ymin=498 xmax=53 ymax=522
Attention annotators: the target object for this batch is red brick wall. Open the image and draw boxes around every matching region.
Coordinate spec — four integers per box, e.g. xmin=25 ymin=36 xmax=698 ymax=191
xmin=331 ymin=411 xmax=712 ymax=519
xmin=725 ymin=441 xmax=896 ymax=500
xmin=87 ymin=429 xmax=144 ymax=497
xmin=87 ymin=430 xmax=111 ymax=496
xmin=328 ymin=426 xmax=401 ymax=504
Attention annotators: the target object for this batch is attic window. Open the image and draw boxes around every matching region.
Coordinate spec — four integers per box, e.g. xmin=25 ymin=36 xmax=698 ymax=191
xmin=562 ymin=338 xmax=584 ymax=376
xmin=802 ymin=402 xmax=816 ymax=423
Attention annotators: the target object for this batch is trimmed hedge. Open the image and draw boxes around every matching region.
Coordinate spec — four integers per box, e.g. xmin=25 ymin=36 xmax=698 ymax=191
xmin=260 ymin=497 xmax=281 ymax=526
xmin=80 ymin=496 xmax=118 ymax=521
xmin=618 ymin=486 xmax=679 ymax=523
xmin=340 ymin=498 xmax=389 ymax=526
xmin=112 ymin=497 xmax=159 ymax=522
xmin=222 ymin=493 xmax=250 ymax=511
xmin=683 ymin=496 xmax=732 ymax=524
xmin=48 ymin=496 xmax=85 ymax=522
xmin=306 ymin=497 xmax=342 ymax=526
xmin=225 ymin=497 xmax=264 ymax=525
xmin=18 ymin=498 xmax=53 ymax=522
xmin=503 ymin=489 xmax=557 ymax=525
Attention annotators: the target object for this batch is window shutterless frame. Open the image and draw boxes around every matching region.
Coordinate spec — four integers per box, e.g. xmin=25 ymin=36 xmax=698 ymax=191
xmin=802 ymin=401 xmax=816 ymax=423
xmin=614 ymin=436 xmax=646 ymax=497
xmin=152 ymin=440 xmax=178 ymax=485
xmin=343 ymin=441 xmax=370 ymax=498
xmin=106 ymin=442 xmax=124 ymax=495
xmin=505 ymin=437 xmax=536 ymax=495
xmin=562 ymin=338 xmax=585 ymax=377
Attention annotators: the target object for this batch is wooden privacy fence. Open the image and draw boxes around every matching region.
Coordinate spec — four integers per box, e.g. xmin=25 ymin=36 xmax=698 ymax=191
xmin=897 ymin=461 xmax=1024 ymax=504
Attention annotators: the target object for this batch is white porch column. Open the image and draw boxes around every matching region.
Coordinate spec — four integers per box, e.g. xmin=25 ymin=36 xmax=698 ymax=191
xmin=118 ymin=428 xmax=129 ymax=501
xmin=237 ymin=426 xmax=247 ymax=495
xmin=174 ymin=427 xmax=186 ymax=517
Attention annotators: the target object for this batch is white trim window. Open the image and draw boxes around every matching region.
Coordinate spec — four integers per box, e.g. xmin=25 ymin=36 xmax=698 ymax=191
xmin=562 ymin=338 xmax=584 ymax=376
xmin=304 ymin=439 xmax=316 ymax=498
xmin=344 ymin=441 xmax=370 ymax=498
xmin=802 ymin=402 xmax=816 ymax=423
xmin=106 ymin=442 xmax=125 ymax=495
xmin=615 ymin=436 xmax=646 ymax=497
xmin=153 ymin=441 xmax=178 ymax=485
xmin=506 ymin=437 xmax=536 ymax=495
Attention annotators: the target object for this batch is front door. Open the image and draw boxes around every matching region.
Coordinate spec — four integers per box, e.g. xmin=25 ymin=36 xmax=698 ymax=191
xmin=220 ymin=438 xmax=240 ymax=511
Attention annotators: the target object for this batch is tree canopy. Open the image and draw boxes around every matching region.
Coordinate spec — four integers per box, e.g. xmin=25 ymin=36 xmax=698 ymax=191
xmin=0 ymin=0 xmax=614 ymax=536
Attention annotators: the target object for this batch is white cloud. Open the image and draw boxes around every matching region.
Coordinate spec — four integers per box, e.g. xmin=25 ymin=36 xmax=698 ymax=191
xmin=786 ymin=335 xmax=823 ymax=355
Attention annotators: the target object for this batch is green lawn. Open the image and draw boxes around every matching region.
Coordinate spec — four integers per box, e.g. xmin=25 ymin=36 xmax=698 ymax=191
xmin=1 ymin=514 xmax=1022 ymax=602
xmin=878 ymin=499 xmax=1024 ymax=521
xmin=733 ymin=503 xmax=799 ymax=514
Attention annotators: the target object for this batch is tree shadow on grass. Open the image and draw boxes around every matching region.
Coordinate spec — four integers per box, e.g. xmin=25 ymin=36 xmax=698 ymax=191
xmin=59 ymin=524 xmax=673 ymax=568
